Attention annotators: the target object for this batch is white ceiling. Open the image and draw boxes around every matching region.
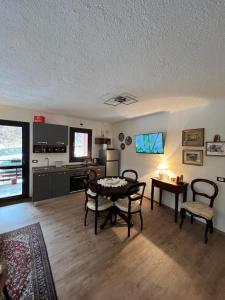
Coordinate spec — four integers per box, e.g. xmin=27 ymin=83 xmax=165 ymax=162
xmin=0 ymin=0 xmax=225 ymax=122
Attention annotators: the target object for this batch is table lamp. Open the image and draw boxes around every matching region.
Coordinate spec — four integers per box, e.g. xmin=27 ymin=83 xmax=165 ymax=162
xmin=157 ymin=163 xmax=167 ymax=180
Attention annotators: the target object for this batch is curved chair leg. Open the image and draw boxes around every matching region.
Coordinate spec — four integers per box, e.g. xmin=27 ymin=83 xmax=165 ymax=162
xmin=84 ymin=208 xmax=88 ymax=226
xmin=205 ymin=221 xmax=210 ymax=244
xmin=210 ymin=220 xmax=213 ymax=234
xmin=128 ymin=213 xmax=131 ymax=238
xmin=95 ymin=211 xmax=98 ymax=235
xmin=191 ymin=215 xmax=194 ymax=224
xmin=3 ymin=286 xmax=10 ymax=300
xmin=139 ymin=211 xmax=143 ymax=231
xmin=180 ymin=208 xmax=185 ymax=229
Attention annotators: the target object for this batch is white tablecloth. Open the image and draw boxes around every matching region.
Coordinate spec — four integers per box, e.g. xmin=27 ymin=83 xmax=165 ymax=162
xmin=97 ymin=177 xmax=127 ymax=187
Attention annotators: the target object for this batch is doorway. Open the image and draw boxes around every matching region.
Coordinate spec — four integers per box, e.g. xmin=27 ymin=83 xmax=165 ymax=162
xmin=0 ymin=119 xmax=29 ymax=202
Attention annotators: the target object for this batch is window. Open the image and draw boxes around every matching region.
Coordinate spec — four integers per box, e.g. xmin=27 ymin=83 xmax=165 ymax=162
xmin=69 ymin=127 xmax=92 ymax=162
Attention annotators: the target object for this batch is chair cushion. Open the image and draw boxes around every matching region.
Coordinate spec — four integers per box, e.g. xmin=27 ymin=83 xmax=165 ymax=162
xmin=87 ymin=197 xmax=113 ymax=211
xmin=86 ymin=189 xmax=97 ymax=197
xmin=181 ymin=201 xmax=214 ymax=220
xmin=130 ymin=193 xmax=140 ymax=199
xmin=115 ymin=197 xmax=141 ymax=213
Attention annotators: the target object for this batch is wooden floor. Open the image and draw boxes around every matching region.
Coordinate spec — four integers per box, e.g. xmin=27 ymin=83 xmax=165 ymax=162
xmin=0 ymin=193 xmax=225 ymax=300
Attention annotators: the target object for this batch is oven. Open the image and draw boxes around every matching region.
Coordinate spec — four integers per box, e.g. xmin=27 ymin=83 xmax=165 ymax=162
xmin=70 ymin=172 xmax=88 ymax=192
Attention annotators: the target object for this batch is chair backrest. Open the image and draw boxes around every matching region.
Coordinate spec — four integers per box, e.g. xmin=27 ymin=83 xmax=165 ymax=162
xmin=88 ymin=169 xmax=97 ymax=182
xmin=191 ymin=178 xmax=218 ymax=207
xmin=122 ymin=169 xmax=138 ymax=182
xmin=84 ymin=169 xmax=97 ymax=191
xmin=85 ymin=181 xmax=100 ymax=210
xmin=127 ymin=182 xmax=146 ymax=207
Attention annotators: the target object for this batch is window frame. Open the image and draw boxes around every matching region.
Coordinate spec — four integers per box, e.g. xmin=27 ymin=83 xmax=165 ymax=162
xmin=69 ymin=127 xmax=92 ymax=162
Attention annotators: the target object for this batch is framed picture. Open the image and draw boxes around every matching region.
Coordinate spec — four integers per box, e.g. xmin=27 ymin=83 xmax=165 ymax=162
xmin=125 ymin=136 xmax=132 ymax=146
xmin=206 ymin=142 xmax=225 ymax=156
xmin=118 ymin=132 xmax=124 ymax=142
xmin=120 ymin=143 xmax=125 ymax=150
xmin=183 ymin=149 xmax=203 ymax=166
xmin=182 ymin=128 xmax=204 ymax=146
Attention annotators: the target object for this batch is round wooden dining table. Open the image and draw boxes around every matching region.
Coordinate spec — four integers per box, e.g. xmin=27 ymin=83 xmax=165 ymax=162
xmin=90 ymin=177 xmax=139 ymax=229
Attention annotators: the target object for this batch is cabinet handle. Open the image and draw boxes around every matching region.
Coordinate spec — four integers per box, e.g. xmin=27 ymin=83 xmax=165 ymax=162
xmin=37 ymin=141 xmax=47 ymax=144
xmin=37 ymin=174 xmax=48 ymax=177
xmin=56 ymin=142 xmax=65 ymax=145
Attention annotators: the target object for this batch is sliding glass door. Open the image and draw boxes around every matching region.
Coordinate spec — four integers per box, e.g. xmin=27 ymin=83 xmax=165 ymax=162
xmin=0 ymin=120 xmax=29 ymax=202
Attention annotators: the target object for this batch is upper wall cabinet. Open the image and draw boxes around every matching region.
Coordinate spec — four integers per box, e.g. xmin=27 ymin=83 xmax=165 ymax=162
xmin=95 ymin=137 xmax=111 ymax=145
xmin=33 ymin=123 xmax=68 ymax=145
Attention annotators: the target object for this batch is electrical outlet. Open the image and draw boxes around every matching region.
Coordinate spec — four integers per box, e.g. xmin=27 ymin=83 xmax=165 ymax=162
xmin=217 ymin=177 xmax=225 ymax=182
xmin=32 ymin=160 xmax=38 ymax=163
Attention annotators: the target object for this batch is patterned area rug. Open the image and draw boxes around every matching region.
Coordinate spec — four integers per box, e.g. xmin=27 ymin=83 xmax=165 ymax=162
xmin=0 ymin=223 xmax=57 ymax=300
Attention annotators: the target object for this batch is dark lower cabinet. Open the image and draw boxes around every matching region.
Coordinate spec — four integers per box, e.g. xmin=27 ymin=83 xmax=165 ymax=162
xmin=52 ymin=172 xmax=70 ymax=197
xmin=33 ymin=165 xmax=105 ymax=202
xmin=33 ymin=171 xmax=69 ymax=202
xmin=33 ymin=173 xmax=52 ymax=202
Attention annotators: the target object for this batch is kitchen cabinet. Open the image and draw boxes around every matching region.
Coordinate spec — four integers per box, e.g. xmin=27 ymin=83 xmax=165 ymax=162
xmin=51 ymin=124 xmax=68 ymax=145
xmin=33 ymin=171 xmax=70 ymax=201
xmin=33 ymin=123 xmax=68 ymax=145
xmin=95 ymin=138 xmax=111 ymax=145
xmin=90 ymin=166 xmax=105 ymax=178
xmin=32 ymin=165 xmax=105 ymax=202
xmin=52 ymin=172 xmax=70 ymax=197
xmin=33 ymin=173 xmax=52 ymax=202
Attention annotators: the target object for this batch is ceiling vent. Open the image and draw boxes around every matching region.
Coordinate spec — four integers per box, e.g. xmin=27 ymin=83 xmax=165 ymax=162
xmin=104 ymin=94 xmax=138 ymax=106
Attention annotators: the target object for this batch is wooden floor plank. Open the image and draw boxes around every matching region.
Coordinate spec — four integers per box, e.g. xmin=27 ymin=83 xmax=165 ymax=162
xmin=0 ymin=192 xmax=224 ymax=300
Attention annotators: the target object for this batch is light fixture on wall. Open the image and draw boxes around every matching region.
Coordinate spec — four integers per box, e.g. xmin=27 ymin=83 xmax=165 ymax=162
xmin=104 ymin=94 xmax=138 ymax=106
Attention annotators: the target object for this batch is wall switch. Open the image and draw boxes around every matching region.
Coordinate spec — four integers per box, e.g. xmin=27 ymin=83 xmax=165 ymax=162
xmin=217 ymin=177 xmax=225 ymax=182
xmin=32 ymin=160 xmax=38 ymax=163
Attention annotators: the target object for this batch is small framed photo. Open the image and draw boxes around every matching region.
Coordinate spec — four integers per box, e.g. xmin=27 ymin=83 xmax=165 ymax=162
xmin=206 ymin=142 xmax=225 ymax=156
xmin=182 ymin=128 xmax=204 ymax=146
xmin=183 ymin=149 xmax=203 ymax=166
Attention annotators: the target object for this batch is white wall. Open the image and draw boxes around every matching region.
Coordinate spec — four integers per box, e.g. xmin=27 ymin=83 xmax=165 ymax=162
xmin=0 ymin=104 xmax=113 ymax=195
xmin=113 ymin=100 xmax=225 ymax=232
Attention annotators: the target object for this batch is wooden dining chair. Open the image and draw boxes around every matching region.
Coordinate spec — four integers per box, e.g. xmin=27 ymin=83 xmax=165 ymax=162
xmin=84 ymin=183 xmax=113 ymax=235
xmin=115 ymin=182 xmax=146 ymax=237
xmin=122 ymin=169 xmax=138 ymax=182
xmin=84 ymin=169 xmax=97 ymax=210
xmin=180 ymin=178 xmax=218 ymax=243
xmin=121 ymin=169 xmax=139 ymax=200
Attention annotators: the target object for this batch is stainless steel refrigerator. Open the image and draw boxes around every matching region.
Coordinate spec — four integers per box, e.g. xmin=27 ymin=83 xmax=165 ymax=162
xmin=99 ymin=149 xmax=120 ymax=177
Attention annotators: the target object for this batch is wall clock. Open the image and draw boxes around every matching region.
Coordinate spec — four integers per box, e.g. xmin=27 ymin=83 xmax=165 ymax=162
xmin=125 ymin=136 xmax=132 ymax=146
xmin=120 ymin=143 xmax=125 ymax=150
xmin=118 ymin=132 xmax=124 ymax=142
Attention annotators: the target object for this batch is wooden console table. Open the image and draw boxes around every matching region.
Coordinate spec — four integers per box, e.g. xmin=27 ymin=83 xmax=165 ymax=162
xmin=150 ymin=178 xmax=188 ymax=223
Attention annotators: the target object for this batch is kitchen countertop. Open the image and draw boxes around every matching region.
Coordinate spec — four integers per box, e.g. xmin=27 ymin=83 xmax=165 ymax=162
xmin=32 ymin=164 xmax=105 ymax=174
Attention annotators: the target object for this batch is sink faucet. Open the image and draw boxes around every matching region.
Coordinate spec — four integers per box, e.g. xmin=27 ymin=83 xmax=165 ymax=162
xmin=45 ymin=157 xmax=49 ymax=167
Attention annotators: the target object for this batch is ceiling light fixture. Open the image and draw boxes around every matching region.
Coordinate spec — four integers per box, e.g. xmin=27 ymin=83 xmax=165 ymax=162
xmin=104 ymin=94 xmax=138 ymax=106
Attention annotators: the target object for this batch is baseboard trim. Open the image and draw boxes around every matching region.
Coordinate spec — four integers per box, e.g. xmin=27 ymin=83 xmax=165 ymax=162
xmin=0 ymin=197 xmax=32 ymax=207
